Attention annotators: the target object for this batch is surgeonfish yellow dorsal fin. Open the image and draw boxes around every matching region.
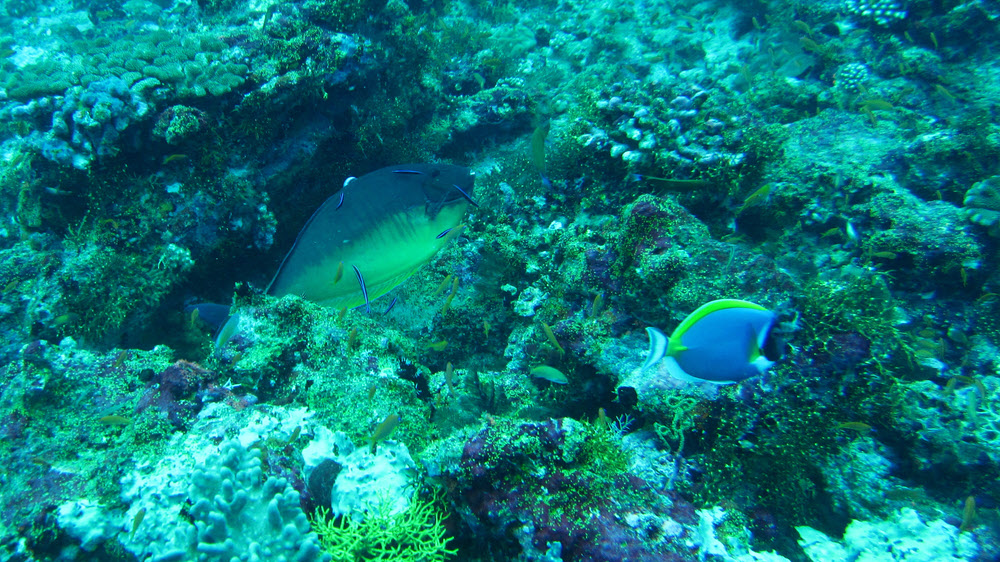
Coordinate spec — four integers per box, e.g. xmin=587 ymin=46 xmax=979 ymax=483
xmin=642 ymin=299 xmax=777 ymax=384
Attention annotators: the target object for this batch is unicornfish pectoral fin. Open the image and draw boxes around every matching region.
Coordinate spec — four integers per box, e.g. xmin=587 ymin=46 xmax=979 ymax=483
xmin=215 ymin=312 xmax=242 ymax=350
xmin=642 ymin=327 xmax=669 ymax=371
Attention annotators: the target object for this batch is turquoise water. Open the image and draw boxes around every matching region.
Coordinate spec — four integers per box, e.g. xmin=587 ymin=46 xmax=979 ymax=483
xmin=0 ymin=0 xmax=997 ymax=560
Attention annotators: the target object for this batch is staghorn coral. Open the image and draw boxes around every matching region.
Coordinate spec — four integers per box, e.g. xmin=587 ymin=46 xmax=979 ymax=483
xmin=311 ymin=490 xmax=455 ymax=562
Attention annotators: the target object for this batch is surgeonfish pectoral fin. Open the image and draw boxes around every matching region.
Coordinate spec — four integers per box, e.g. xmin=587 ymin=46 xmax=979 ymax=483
xmin=642 ymin=327 xmax=668 ymax=371
xmin=746 ymin=322 xmax=762 ymax=362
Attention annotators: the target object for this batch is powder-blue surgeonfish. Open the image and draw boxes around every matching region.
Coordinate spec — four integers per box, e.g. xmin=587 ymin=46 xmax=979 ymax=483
xmin=211 ymin=163 xmax=475 ymax=347
xmin=641 ymin=299 xmax=780 ymax=384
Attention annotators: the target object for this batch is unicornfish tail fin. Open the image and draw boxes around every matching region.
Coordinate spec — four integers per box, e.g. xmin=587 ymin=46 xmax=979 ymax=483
xmin=642 ymin=327 xmax=668 ymax=371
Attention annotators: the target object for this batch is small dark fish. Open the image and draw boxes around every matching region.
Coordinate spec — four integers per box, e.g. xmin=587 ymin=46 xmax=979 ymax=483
xmin=336 ymin=192 xmax=345 ymax=210
xmin=384 ymin=296 xmax=397 ymax=314
xmin=352 ymin=265 xmax=370 ymax=313
xmin=391 ymin=169 xmax=424 ymax=175
xmin=436 ymin=227 xmax=455 ymax=239
xmin=452 ymin=184 xmax=480 ymax=207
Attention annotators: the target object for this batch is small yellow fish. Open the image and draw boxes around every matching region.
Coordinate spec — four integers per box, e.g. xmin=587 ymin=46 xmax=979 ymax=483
xmin=162 ymin=154 xmax=188 ymax=165
xmin=112 ymin=350 xmax=130 ymax=369
xmin=738 ymin=183 xmax=772 ymax=213
xmin=596 ymin=407 xmax=610 ymax=429
xmin=530 ymin=121 xmax=549 ymax=174
xmin=835 ymin=421 xmax=872 ymax=433
xmin=369 ymin=414 xmax=400 ymax=454
xmin=540 ymin=322 xmax=564 ymax=354
xmin=960 ymin=496 xmax=977 ymax=532
xmin=799 ymin=37 xmax=821 ymax=52
xmin=434 ymin=274 xmax=453 ymax=296
xmin=99 ymin=415 xmax=131 ymax=426
xmin=869 ymin=251 xmax=897 ymax=259
xmin=131 ymin=507 xmax=146 ymax=537
xmin=444 ymin=362 xmax=456 ymax=394
xmin=425 ymin=340 xmax=448 ymax=351
xmin=935 ymin=83 xmax=957 ymax=101
xmin=860 ymin=99 xmax=893 ymax=111
xmin=591 ymin=293 xmax=604 ymax=318
xmin=530 ymin=365 xmax=569 ymax=384
xmin=861 ymin=107 xmax=878 ymax=127
xmin=951 ymin=375 xmax=986 ymax=397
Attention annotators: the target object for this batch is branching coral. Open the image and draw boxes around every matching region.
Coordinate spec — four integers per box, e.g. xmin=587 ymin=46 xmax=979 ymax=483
xmin=312 ymin=489 xmax=456 ymax=562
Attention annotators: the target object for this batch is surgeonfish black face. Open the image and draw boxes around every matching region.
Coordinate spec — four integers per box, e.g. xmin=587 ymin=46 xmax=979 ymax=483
xmin=265 ymin=163 xmax=475 ymax=311
xmin=642 ymin=299 xmax=779 ymax=384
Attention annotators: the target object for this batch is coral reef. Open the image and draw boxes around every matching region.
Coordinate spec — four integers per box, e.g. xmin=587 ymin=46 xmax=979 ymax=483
xmin=10 ymin=77 xmax=150 ymax=169
xmin=797 ymin=508 xmax=978 ymax=561
xmin=113 ymin=437 xmax=326 ymax=561
xmin=3 ymin=0 xmax=1000 ymax=559
xmin=312 ymin=492 xmax=455 ymax=562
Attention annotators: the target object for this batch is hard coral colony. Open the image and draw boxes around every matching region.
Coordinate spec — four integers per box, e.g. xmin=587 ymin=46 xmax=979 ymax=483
xmin=0 ymin=0 xmax=998 ymax=561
